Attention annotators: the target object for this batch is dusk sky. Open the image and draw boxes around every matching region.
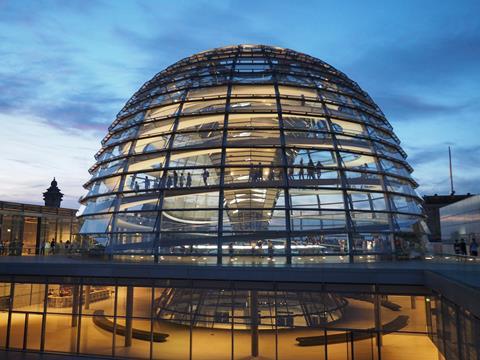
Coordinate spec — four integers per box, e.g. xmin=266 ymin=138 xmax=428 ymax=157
xmin=1 ymin=0 xmax=479 ymax=208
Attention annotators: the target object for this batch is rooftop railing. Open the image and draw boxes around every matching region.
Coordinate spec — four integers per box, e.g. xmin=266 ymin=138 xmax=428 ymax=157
xmin=0 ymin=244 xmax=478 ymax=266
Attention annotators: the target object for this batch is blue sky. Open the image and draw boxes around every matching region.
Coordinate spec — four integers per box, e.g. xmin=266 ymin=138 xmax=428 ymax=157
xmin=0 ymin=0 xmax=479 ymax=208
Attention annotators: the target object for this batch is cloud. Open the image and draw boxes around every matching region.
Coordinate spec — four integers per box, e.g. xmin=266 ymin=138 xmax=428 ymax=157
xmin=0 ymin=113 xmax=99 ymax=209
xmin=407 ymin=143 xmax=480 ymax=195
xmin=34 ymin=89 xmax=125 ymax=133
xmin=345 ymin=29 xmax=480 ymax=93
xmin=111 ymin=2 xmax=282 ymax=75
xmin=375 ymin=94 xmax=456 ymax=121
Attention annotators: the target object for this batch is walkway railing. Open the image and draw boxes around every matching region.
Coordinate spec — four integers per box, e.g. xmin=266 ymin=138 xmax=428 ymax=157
xmin=0 ymin=244 xmax=478 ymax=266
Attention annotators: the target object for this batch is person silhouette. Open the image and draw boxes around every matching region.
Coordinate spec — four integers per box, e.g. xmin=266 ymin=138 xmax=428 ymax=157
xmin=454 ymin=239 xmax=461 ymax=254
xmin=186 ymin=173 xmax=192 ymax=188
xmin=307 ymin=159 xmax=315 ymax=179
xmin=460 ymin=239 xmax=467 ymax=255
xmin=316 ymin=160 xmax=322 ymax=179
xmin=268 ymin=168 xmax=275 ymax=181
xmin=288 ymin=167 xmax=295 ymax=180
xmin=299 ymin=167 xmax=305 ymax=180
xmin=166 ymin=175 xmax=173 ymax=189
xmin=202 ymin=168 xmax=209 ymax=186
xmin=470 ymin=238 xmax=478 ymax=256
xmin=299 ymin=159 xmax=305 ymax=179
xmin=173 ymin=170 xmax=178 ymax=188
xmin=257 ymin=162 xmax=263 ymax=181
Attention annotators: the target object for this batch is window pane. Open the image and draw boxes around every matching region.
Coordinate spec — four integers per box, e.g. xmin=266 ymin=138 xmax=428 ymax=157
xmin=290 ymin=210 xmax=347 ymax=231
xmin=348 ymin=191 xmax=387 ymax=211
xmin=282 ymin=115 xmax=328 ymax=131
xmin=86 ymin=176 xmax=122 ymax=197
xmin=182 ymin=99 xmax=225 ymax=115
xmin=138 ymin=118 xmax=175 ymax=137
xmin=227 ymin=130 xmax=281 ymax=146
xmin=225 ymin=148 xmax=283 ymax=166
xmin=163 ymin=168 xmax=220 ymax=188
xmin=163 ymin=190 xmax=220 ymax=210
xmin=80 ymin=214 xmax=113 ymax=233
xmin=133 ymin=135 xmax=170 ymax=154
xmin=177 ymin=114 xmax=224 ymax=132
xmin=172 ymin=130 xmax=223 ymax=149
xmin=390 ymin=195 xmax=422 ymax=214
xmin=160 ymin=210 xmax=218 ymax=232
xmin=229 ymin=98 xmax=277 ymax=112
xmin=114 ymin=212 xmax=157 ymax=233
xmin=186 ymin=85 xmax=227 ymax=100
xmin=146 ymin=103 xmax=179 ymax=118
xmin=228 ymin=113 xmax=279 ymax=129
xmin=169 ymin=149 xmax=222 ymax=168
xmin=231 ymin=84 xmax=275 ymax=95
xmin=223 ymin=209 xmax=287 ymax=231
xmin=224 ymin=167 xmax=283 ymax=185
xmin=290 ymin=189 xmax=345 ymax=209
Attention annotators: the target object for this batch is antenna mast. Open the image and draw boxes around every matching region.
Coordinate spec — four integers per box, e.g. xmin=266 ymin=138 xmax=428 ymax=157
xmin=448 ymin=146 xmax=455 ymax=195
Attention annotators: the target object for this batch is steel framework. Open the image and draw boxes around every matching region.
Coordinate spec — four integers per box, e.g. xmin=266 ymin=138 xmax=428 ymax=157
xmin=78 ymin=44 xmax=426 ymax=263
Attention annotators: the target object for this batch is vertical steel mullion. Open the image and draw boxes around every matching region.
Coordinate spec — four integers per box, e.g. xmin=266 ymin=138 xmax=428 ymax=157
xmin=75 ymin=281 xmax=83 ymax=355
xmin=455 ymin=303 xmax=464 ymax=360
xmin=189 ymin=284 xmax=193 ymax=360
xmin=22 ymin=312 xmax=29 ymax=350
xmin=149 ymin=285 xmax=155 ymax=360
xmin=274 ymin=285 xmax=279 ymax=360
xmin=439 ymin=296 xmax=448 ymax=359
xmin=231 ymin=285 xmax=235 ymax=360
xmin=266 ymin=48 xmax=293 ymax=265
xmin=40 ymin=282 xmax=48 ymax=352
xmin=216 ymin=47 xmax=240 ymax=265
xmin=5 ymin=282 xmax=15 ymax=349
xmin=318 ymin=93 xmax=356 ymax=263
xmin=112 ymin=284 xmax=119 ymax=358
xmin=152 ymin=92 xmax=188 ymax=262
xmin=370 ymin=140 xmax=396 ymax=257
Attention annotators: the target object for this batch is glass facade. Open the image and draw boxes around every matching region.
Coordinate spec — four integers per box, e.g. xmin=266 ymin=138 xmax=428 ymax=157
xmin=0 ymin=201 xmax=79 ymax=256
xmin=1 ymin=276 xmax=471 ymax=360
xmin=79 ymin=44 xmax=427 ymax=263
xmin=440 ymin=195 xmax=480 ymax=247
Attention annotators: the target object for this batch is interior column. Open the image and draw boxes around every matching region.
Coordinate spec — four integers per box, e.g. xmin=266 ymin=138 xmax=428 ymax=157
xmin=125 ymin=286 xmax=134 ymax=347
xmin=250 ymin=290 xmax=259 ymax=357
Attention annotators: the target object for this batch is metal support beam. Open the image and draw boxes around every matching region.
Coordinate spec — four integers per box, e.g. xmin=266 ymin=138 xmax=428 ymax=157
xmin=22 ymin=312 xmax=29 ymax=350
xmin=125 ymin=286 xmax=134 ymax=347
xmin=374 ymin=292 xmax=382 ymax=348
xmin=71 ymin=285 xmax=79 ymax=327
xmin=250 ymin=290 xmax=259 ymax=357
xmin=84 ymin=285 xmax=91 ymax=310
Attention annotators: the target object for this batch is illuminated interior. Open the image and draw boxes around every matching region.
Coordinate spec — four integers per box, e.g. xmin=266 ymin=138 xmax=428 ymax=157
xmin=78 ymin=44 xmax=426 ymax=263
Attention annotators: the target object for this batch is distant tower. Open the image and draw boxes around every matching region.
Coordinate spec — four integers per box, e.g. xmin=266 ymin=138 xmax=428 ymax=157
xmin=43 ymin=178 xmax=63 ymax=208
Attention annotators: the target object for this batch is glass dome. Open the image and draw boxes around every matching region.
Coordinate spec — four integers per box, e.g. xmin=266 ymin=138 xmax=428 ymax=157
xmin=79 ymin=44 xmax=426 ymax=264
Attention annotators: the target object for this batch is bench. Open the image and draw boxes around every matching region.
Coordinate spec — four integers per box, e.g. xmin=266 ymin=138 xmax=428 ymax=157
xmin=93 ymin=309 xmax=169 ymax=342
xmin=296 ymin=315 xmax=409 ymax=346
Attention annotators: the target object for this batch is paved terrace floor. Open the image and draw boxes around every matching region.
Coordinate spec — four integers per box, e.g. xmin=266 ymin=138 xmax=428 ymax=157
xmin=0 ymin=255 xmax=478 ymax=288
